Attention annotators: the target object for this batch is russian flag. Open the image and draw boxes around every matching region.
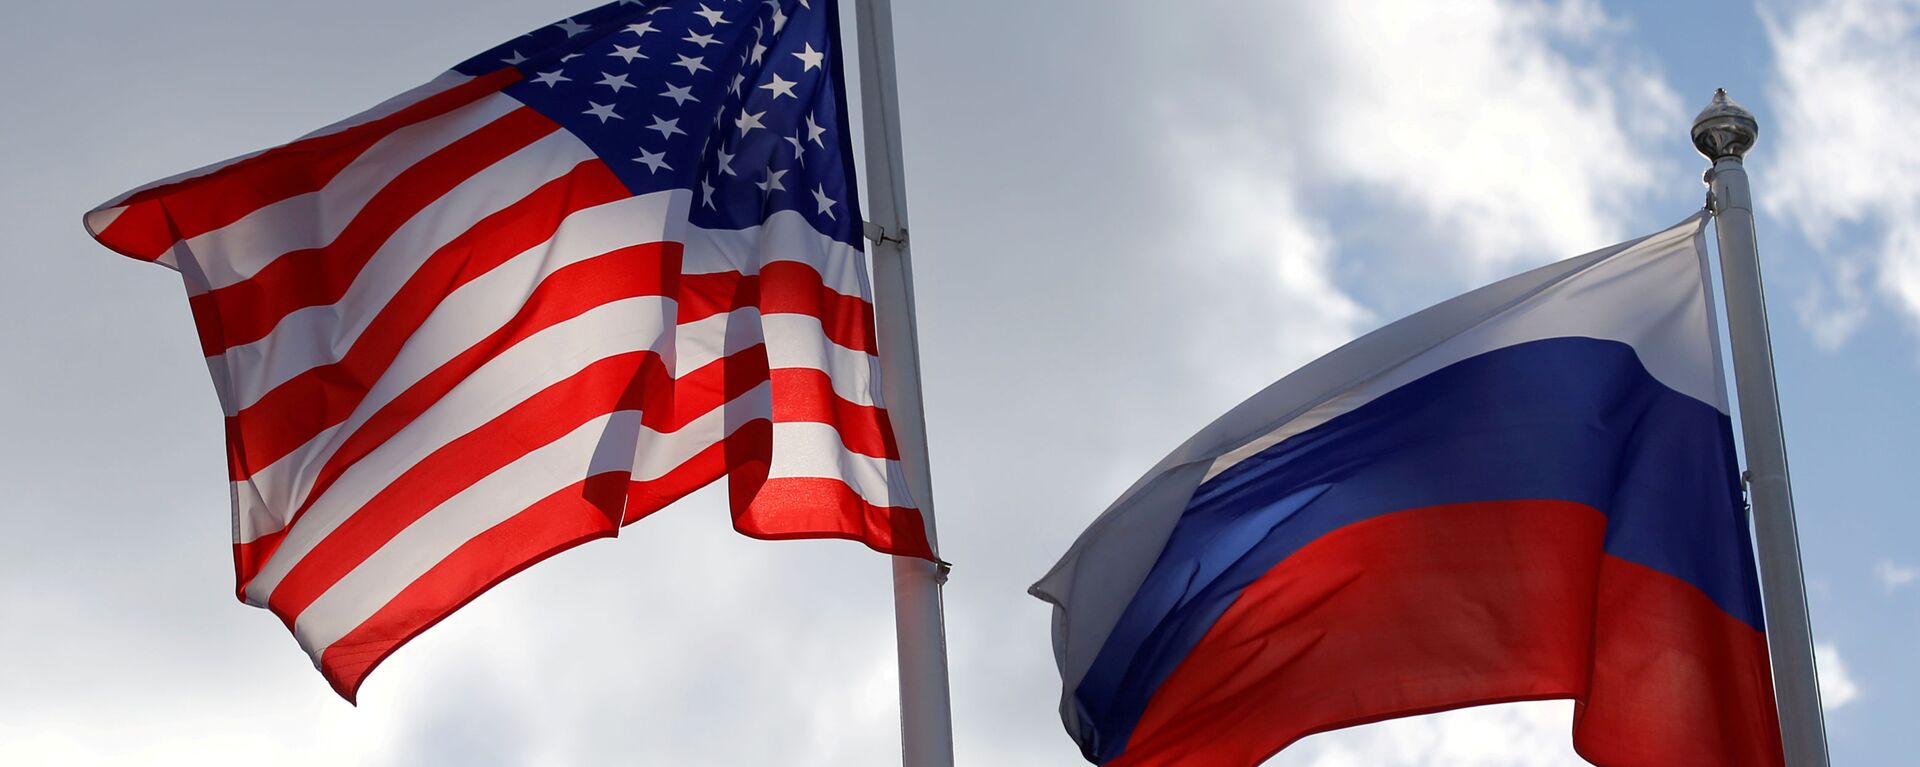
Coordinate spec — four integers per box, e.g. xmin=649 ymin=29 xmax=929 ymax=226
xmin=1031 ymin=215 xmax=1785 ymax=767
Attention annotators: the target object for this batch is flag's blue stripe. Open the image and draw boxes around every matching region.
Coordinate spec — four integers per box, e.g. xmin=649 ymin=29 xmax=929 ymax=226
xmin=1072 ymin=336 xmax=1762 ymax=764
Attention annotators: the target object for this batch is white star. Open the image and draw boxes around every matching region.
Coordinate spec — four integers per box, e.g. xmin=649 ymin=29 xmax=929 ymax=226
xmin=759 ymin=73 xmax=798 ymax=99
xmin=673 ymin=54 xmax=711 ymax=75
xmin=701 ymin=176 xmax=717 ymax=209
xmin=730 ymin=73 xmax=746 ymax=95
xmin=750 ymin=41 xmax=767 ymax=65
xmin=583 ymin=102 xmax=623 ymax=123
xmin=625 ymin=21 xmax=657 ymax=37
xmin=633 ymin=149 xmax=672 ymax=174
xmin=560 ymin=53 xmax=582 ymax=62
xmin=646 ymin=115 xmax=686 ymax=139
xmin=532 ymin=69 xmax=571 ymax=87
xmin=556 ymin=18 xmax=590 ymax=37
xmin=805 ymin=113 xmax=827 ymax=146
xmin=735 ymin=110 xmax=766 ymax=136
xmin=660 ymin=83 xmax=699 ymax=106
xmin=757 ymin=168 xmax=788 ymax=193
xmin=501 ymin=49 xmax=528 ymax=66
xmin=716 ymin=147 xmax=737 ymax=176
xmin=798 ymin=0 xmax=811 ymax=7
xmin=793 ymin=43 xmax=824 ymax=71
xmin=769 ymin=5 xmax=789 ymax=33
xmin=812 ymin=185 xmax=836 ymax=219
xmin=694 ymin=4 xmax=729 ymax=26
xmin=684 ymin=31 xmax=721 ymax=48
xmin=609 ymin=44 xmax=647 ymax=63
xmin=597 ymin=72 xmax=634 ymax=92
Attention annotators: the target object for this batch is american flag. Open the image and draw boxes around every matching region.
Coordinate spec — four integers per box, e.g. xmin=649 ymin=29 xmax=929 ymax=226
xmin=82 ymin=0 xmax=932 ymax=700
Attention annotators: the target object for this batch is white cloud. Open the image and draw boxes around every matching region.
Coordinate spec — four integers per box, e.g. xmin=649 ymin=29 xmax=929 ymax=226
xmin=1765 ymin=0 xmax=1920 ymax=345
xmin=1815 ymin=642 xmax=1861 ymax=710
xmin=1188 ymin=0 xmax=1683 ymax=279
xmin=1285 ymin=701 xmax=1585 ymax=766
xmin=1876 ymin=559 xmax=1920 ymax=593
xmin=1797 ymin=258 xmax=1874 ymax=349
xmin=1161 ymin=127 xmax=1375 ymax=402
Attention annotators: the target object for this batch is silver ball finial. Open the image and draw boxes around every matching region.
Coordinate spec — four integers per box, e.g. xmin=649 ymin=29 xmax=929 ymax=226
xmin=1692 ymin=88 xmax=1759 ymax=161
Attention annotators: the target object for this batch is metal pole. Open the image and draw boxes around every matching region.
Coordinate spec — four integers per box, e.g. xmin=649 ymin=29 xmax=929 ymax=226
xmin=847 ymin=0 xmax=956 ymax=764
xmin=1692 ymin=88 xmax=1830 ymax=767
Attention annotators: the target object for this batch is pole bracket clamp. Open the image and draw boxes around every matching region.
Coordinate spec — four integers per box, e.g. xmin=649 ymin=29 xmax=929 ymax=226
xmin=863 ymin=220 xmax=909 ymax=247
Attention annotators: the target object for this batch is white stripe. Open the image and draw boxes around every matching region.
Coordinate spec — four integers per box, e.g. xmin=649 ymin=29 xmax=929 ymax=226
xmin=228 ymin=301 xmax=875 ymax=547
xmin=680 ymin=209 xmax=872 ymax=298
xmin=83 ymin=72 xmax=482 ymax=253
xmin=181 ymin=94 xmax=527 ymax=295
xmin=1201 ymin=216 xmax=1721 ymax=481
xmin=766 ymin=421 xmax=912 ymax=509
xmin=239 ymin=295 xmax=676 ymax=589
xmin=283 ymin=401 xmax=906 ymax=654
xmin=219 ymin=188 xmax=683 ymax=414
xmin=292 ymin=394 xmax=765 ymax=658
xmin=759 ymin=312 xmax=880 ymax=406
xmin=209 ymin=131 xmax=589 ymax=416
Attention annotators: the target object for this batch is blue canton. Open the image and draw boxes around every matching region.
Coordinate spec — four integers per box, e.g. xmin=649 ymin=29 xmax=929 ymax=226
xmin=453 ymin=0 xmax=863 ymax=248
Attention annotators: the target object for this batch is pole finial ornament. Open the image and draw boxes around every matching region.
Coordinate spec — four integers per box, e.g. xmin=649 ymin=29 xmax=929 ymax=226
xmin=1692 ymin=88 xmax=1760 ymax=161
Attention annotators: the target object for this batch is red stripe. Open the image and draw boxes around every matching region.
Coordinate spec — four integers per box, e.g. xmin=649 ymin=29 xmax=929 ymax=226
xmin=1110 ymin=501 xmax=1782 ymax=767
xmin=228 ymin=240 xmax=681 ymax=482
xmin=1574 ymin=556 xmax=1783 ymax=767
xmin=264 ymin=338 xmax=768 ymax=624
xmin=232 ymin=528 xmax=288 ymax=602
xmin=732 ymin=476 xmax=932 ymax=560
xmin=678 ymin=260 xmax=877 ymax=355
xmin=714 ymin=412 xmax=929 ymax=559
xmin=759 ymin=260 xmax=878 ymax=354
xmin=316 ymin=470 xmax=632 ymax=702
xmin=308 ymin=435 xmax=932 ymax=702
xmin=93 ymin=69 xmax=521 ymax=262
xmin=769 ymin=367 xmax=898 ymax=459
xmin=226 ymin=160 xmax=630 ymax=475
xmin=187 ymin=106 xmax=559 ymax=354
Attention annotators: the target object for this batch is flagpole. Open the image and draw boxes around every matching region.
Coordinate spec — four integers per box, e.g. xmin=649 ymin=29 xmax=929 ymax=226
xmin=847 ymin=0 xmax=957 ymax=765
xmin=1692 ymin=89 xmax=1830 ymax=766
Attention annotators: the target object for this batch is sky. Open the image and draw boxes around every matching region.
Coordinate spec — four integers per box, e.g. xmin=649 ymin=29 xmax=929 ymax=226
xmin=2 ymin=0 xmax=1916 ymax=765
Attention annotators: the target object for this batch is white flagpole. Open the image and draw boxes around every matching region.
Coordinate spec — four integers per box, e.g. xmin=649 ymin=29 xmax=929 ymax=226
xmin=1692 ymin=89 xmax=1830 ymax=766
xmin=846 ymin=0 xmax=957 ymax=765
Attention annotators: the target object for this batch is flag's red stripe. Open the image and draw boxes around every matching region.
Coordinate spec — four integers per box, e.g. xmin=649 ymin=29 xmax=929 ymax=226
xmin=769 ymin=367 xmax=898 ymax=459
xmin=226 ymin=160 xmax=630 ymax=476
xmin=308 ymin=434 xmax=935 ymax=700
xmin=316 ymin=470 xmax=633 ymax=702
xmin=1574 ymin=555 xmax=1784 ymax=765
xmin=731 ymin=476 xmax=932 ymax=560
xmin=310 ymin=404 xmax=936 ymax=703
xmin=758 ymin=260 xmax=878 ymax=354
xmin=1111 ymin=500 xmax=1783 ymax=767
xmin=188 ymin=107 xmax=559 ymax=354
xmin=94 ymin=69 xmax=521 ymax=262
xmin=677 ymin=259 xmax=877 ymax=355
xmin=232 ymin=528 xmax=289 ymax=602
xmin=264 ymin=340 xmax=766 ymax=624
xmin=228 ymin=240 xmax=681 ymax=483
xmin=228 ymin=244 xmax=678 ymax=592
xmin=619 ymin=423 xmax=768 ymax=526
